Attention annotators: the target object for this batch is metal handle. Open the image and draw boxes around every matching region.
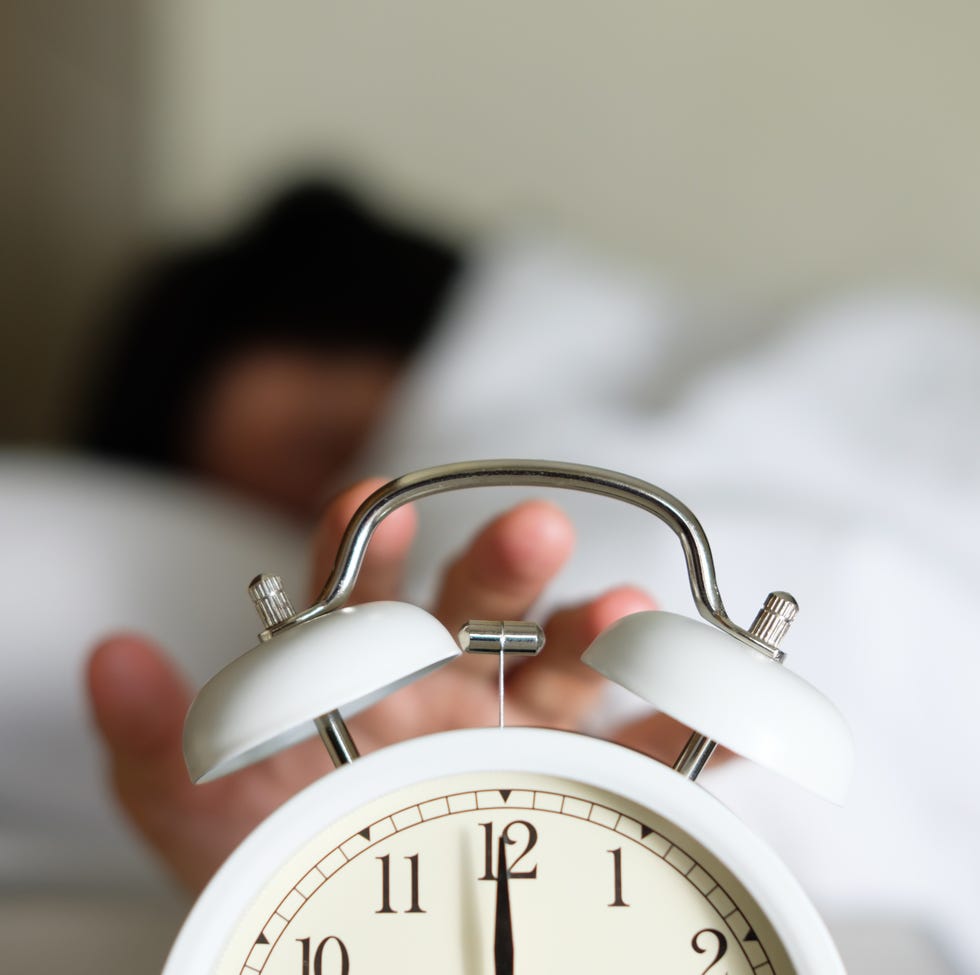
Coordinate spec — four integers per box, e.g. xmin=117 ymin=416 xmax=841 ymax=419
xmin=283 ymin=460 xmax=771 ymax=653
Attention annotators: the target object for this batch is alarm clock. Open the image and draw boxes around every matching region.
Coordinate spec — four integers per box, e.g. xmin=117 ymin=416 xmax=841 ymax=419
xmin=164 ymin=460 xmax=854 ymax=974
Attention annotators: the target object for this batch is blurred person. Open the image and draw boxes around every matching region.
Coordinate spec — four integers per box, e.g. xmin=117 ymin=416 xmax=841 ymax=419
xmin=79 ymin=183 xmax=682 ymax=895
xmin=82 ymin=181 xmax=463 ymax=519
xmin=52 ymin=181 xmax=680 ymax=972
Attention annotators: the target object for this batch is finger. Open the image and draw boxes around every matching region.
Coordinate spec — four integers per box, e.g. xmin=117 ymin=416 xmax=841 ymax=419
xmin=434 ymin=500 xmax=574 ymax=635
xmin=310 ymin=478 xmax=418 ymax=605
xmin=88 ymin=633 xmax=195 ymax=783
xmin=507 ymin=587 xmax=656 ymax=729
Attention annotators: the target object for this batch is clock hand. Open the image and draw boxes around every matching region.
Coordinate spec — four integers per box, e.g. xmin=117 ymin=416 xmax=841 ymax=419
xmin=494 ymin=835 xmax=514 ymax=975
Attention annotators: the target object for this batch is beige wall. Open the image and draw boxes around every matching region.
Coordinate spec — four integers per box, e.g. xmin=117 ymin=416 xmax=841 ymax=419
xmin=1 ymin=0 xmax=143 ymax=441
xmin=145 ymin=1 xmax=980 ymax=300
xmin=4 ymin=1 xmax=979 ymax=440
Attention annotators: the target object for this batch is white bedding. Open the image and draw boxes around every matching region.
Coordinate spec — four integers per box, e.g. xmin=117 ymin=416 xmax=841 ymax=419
xmin=0 ymin=458 xmax=307 ymax=893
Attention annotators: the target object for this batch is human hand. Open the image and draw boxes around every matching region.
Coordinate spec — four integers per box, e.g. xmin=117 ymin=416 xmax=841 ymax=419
xmin=87 ymin=479 xmax=693 ymax=896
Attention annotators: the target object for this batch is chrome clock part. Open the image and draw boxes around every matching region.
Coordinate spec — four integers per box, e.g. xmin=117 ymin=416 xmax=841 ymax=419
xmin=672 ymin=591 xmax=799 ymax=781
xmin=183 ymin=460 xmax=853 ymax=801
xmin=459 ymin=620 xmax=546 ymax=728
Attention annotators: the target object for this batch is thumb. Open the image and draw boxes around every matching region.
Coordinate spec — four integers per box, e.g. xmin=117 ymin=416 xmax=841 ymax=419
xmin=87 ymin=633 xmax=220 ymax=890
xmin=86 ymin=634 xmax=319 ymax=894
xmin=87 ymin=632 xmax=193 ymax=775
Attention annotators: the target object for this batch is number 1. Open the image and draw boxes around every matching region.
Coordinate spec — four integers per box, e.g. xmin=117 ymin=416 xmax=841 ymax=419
xmin=607 ymin=848 xmax=629 ymax=907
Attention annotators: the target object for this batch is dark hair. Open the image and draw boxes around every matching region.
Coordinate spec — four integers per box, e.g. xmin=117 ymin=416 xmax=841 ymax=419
xmin=83 ymin=181 xmax=461 ymax=467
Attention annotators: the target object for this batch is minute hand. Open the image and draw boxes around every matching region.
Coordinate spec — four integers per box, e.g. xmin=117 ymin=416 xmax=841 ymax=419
xmin=494 ymin=836 xmax=514 ymax=975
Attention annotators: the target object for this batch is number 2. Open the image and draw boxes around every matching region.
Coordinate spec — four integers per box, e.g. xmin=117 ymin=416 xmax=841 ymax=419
xmin=692 ymin=928 xmax=728 ymax=974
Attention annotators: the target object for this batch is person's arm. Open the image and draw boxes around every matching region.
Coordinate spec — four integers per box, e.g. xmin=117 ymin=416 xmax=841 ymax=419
xmin=87 ymin=479 xmax=685 ymax=895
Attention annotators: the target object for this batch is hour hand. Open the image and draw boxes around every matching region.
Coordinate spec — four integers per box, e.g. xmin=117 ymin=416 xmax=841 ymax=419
xmin=494 ymin=835 xmax=514 ymax=975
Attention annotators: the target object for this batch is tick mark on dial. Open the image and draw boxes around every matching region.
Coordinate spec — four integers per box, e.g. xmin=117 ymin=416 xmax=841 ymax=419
xmin=255 ymin=932 xmax=269 ymax=945
xmin=499 ymin=790 xmax=512 ymax=802
xmin=358 ymin=826 xmax=371 ymax=840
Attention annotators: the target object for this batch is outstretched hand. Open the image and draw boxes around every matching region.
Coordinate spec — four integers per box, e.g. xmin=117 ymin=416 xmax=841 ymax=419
xmin=87 ymin=480 xmax=692 ymax=895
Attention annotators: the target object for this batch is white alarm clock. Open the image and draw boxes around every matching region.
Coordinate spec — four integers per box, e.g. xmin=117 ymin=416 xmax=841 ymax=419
xmin=164 ymin=460 xmax=854 ymax=974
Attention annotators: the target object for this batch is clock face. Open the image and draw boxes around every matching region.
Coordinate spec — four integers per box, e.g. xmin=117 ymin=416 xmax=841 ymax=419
xmin=217 ymin=769 xmax=794 ymax=974
xmin=168 ymin=729 xmax=841 ymax=974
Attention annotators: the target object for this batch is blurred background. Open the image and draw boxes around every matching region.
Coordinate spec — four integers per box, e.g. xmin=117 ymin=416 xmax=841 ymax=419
xmin=3 ymin=0 xmax=980 ymax=446
xmin=2 ymin=4 xmax=979 ymax=974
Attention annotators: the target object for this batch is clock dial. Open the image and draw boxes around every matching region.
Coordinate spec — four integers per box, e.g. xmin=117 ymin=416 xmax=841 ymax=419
xmin=218 ymin=772 xmax=794 ymax=974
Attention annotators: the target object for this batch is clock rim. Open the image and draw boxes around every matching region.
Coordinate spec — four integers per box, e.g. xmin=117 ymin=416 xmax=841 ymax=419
xmin=164 ymin=726 xmax=844 ymax=974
